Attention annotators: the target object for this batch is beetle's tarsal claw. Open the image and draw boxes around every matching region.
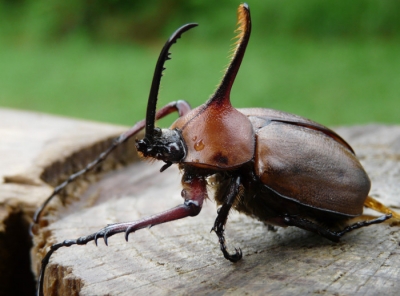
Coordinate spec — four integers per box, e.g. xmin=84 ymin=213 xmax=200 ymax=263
xmin=104 ymin=233 xmax=109 ymax=246
xmin=221 ymin=245 xmax=242 ymax=263
xmin=231 ymin=248 xmax=243 ymax=261
xmin=94 ymin=230 xmax=105 ymax=246
xmin=384 ymin=213 xmax=392 ymax=220
xmin=94 ymin=234 xmax=99 ymax=246
xmin=125 ymin=226 xmax=134 ymax=241
xmin=125 ymin=228 xmax=132 ymax=241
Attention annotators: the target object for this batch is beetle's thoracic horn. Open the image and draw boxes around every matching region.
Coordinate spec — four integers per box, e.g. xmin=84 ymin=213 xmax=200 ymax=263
xmin=209 ymin=3 xmax=251 ymax=105
xmin=145 ymin=23 xmax=198 ymax=140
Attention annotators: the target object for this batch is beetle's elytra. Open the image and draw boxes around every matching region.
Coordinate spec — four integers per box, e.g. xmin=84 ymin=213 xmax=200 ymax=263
xmin=33 ymin=3 xmax=400 ymax=295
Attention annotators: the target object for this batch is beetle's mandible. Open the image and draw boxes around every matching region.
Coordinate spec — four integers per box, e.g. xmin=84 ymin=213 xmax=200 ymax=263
xmin=33 ymin=3 xmax=400 ymax=295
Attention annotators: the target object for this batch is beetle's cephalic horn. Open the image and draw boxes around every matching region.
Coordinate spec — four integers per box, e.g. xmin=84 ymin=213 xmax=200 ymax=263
xmin=170 ymin=4 xmax=254 ymax=169
xmin=145 ymin=23 xmax=198 ymax=140
xmin=209 ymin=3 xmax=251 ymax=105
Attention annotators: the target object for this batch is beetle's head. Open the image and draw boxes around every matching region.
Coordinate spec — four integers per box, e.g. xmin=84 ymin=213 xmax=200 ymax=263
xmin=135 ymin=24 xmax=196 ymax=167
xmin=136 ymin=128 xmax=186 ymax=164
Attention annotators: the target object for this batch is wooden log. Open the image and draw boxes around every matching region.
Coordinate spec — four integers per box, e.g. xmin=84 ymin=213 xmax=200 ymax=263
xmin=0 ymin=108 xmax=138 ymax=295
xmin=28 ymin=117 xmax=400 ymax=296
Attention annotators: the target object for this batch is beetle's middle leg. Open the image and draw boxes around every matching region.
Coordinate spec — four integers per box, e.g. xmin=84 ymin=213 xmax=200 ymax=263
xmin=283 ymin=214 xmax=392 ymax=242
xmin=211 ymin=176 xmax=243 ymax=262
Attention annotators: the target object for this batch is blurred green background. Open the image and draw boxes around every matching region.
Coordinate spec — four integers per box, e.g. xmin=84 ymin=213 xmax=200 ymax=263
xmin=1 ymin=0 xmax=399 ymax=127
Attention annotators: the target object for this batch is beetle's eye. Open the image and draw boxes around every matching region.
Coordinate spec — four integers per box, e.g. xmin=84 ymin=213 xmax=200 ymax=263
xmin=160 ymin=141 xmax=185 ymax=162
xmin=168 ymin=143 xmax=178 ymax=152
xmin=162 ymin=143 xmax=177 ymax=157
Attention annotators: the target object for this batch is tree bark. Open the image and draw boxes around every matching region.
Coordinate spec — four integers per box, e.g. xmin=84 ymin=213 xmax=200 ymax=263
xmin=2 ymin=108 xmax=400 ymax=295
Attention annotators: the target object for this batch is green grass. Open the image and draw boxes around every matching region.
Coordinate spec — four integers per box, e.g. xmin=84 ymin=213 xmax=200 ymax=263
xmin=1 ymin=36 xmax=400 ymax=128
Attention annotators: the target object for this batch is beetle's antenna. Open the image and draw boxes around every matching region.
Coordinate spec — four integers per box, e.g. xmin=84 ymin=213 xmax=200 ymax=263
xmin=145 ymin=23 xmax=198 ymax=140
xmin=210 ymin=3 xmax=251 ymax=105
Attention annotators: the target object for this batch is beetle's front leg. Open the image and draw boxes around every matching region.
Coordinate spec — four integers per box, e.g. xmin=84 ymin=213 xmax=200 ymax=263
xmin=32 ymin=100 xmax=191 ymax=226
xmin=211 ymin=176 xmax=243 ymax=262
xmin=37 ymin=175 xmax=207 ymax=296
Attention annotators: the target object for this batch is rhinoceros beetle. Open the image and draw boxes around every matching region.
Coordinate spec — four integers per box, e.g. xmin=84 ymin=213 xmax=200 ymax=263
xmin=33 ymin=3 xmax=400 ymax=295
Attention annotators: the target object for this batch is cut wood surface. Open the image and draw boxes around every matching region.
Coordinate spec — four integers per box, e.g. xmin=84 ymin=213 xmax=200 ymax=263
xmin=28 ymin=117 xmax=400 ymax=296
xmin=0 ymin=108 xmax=136 ymax=212
xmin=0 ymin=108 xmax=138 ymax=295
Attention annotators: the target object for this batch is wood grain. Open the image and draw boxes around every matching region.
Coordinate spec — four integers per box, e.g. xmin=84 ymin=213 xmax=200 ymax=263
xmin=31 ymin=122 xmax=400 ymax=296
xmin=0 ymin=108 xmax=138 ymax=295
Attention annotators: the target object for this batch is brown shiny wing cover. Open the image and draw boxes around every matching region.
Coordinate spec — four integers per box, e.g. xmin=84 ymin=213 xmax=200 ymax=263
xmin=239 ymin=108 xmax=370 ymax=216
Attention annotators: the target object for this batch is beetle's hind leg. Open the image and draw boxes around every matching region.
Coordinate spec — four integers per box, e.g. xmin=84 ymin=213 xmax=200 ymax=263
xmin=283 ymin=213 xmax=392 ymax=242
xmin=364 ymin=195 xmax=400 ymax=224
xmin=211 ymin=176 xmax=243 ymax=262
